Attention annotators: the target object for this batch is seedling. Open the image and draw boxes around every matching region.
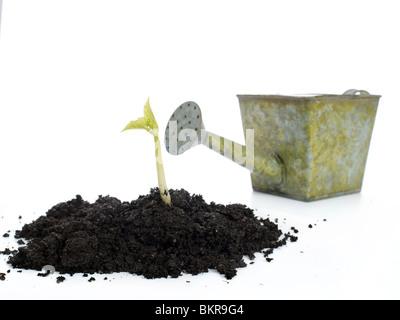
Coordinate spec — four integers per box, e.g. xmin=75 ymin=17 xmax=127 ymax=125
xmin=122 ymin=98 xmax=172 ymax=206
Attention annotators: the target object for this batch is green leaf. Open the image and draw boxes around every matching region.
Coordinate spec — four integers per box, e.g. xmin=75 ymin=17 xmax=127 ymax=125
xmin=121 ymin=99 xmax=159 ymax=136
xmin=143 ymin=98 xmax=158 ymax=129
xmin=121 ymin=117 xmax=149 ymax=132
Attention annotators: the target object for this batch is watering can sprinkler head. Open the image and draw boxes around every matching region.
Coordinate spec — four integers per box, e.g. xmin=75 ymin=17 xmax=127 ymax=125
xmin=164 ymin=101 xmax=285 ymax=186
xmin=164 ymin=101 xmax=205 ymax=155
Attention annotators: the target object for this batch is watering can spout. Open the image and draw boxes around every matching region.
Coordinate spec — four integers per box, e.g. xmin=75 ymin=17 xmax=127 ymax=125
xmin=203 ymin=131 xmax=284 ymax=186
xmin=164 ymin=101 xmax=285 ymax=186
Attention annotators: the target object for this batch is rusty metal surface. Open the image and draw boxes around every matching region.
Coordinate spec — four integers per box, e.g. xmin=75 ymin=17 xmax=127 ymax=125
xmin=238 ymin=90 xmax=380 ymax=201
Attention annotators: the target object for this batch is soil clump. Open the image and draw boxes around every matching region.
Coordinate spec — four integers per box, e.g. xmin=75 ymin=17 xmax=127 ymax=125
xmin=6 ymin=189 xmax=296 ymax=279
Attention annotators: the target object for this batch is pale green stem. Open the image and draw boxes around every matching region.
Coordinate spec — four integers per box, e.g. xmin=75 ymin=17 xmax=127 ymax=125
xmin=153 ymin=134 xmax=172 ymax=206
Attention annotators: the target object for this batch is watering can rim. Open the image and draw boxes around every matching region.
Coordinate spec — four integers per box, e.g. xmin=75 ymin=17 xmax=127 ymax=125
xmin=237 ymin=92 xmax=381 ymax=102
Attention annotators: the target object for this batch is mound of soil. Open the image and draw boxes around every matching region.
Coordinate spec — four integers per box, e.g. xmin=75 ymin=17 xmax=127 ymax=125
xmin=7 ymin=189 xmax=296 ymax=279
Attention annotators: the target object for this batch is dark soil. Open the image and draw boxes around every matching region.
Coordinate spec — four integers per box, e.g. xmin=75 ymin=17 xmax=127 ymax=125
xmin=5 ymin=188 xmax=297 ymax=279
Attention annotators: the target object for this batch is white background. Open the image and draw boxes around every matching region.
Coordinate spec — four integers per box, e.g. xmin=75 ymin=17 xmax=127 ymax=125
xmin=0 ymin=0 xmax=399 ymax=300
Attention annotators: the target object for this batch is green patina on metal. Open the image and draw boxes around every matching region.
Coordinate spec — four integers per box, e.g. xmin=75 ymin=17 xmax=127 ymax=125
xmin=237 ymin=90 xmax=381 ymax=201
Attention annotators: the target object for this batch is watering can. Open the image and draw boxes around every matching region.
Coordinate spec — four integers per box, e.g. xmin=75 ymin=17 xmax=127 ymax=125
xmin=165 ymin=89 xmax=381 ymax=201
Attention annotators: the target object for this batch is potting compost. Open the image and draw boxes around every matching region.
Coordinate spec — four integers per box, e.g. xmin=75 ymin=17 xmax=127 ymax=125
xmin=4 ymin=188 xmax=297 ymax=279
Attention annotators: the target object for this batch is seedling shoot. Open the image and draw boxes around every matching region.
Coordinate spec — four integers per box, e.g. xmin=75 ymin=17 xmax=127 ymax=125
xmin=122 ymin=98 xmax=172 ymax=206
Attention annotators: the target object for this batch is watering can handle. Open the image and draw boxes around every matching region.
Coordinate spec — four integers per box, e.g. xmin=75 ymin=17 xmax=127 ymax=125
xmin=343 ymin=89 xmax=370 ymax=95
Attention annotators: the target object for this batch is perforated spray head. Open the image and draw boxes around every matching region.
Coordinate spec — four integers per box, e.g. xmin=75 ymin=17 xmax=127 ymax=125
xmin=165 ymin=101 xmax=205 ymax=155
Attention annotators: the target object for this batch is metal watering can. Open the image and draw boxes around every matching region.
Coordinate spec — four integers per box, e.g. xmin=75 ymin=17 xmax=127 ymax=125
xmin=165 ymin=89 xmax=381 ymax=201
